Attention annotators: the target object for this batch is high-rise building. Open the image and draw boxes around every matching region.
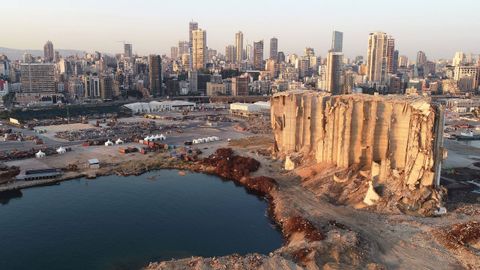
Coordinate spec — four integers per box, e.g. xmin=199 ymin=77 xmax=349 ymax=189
xmin=178 ymin=41 xmax=190 ymax=55
xmin=100 ymin=75 xmax=114 ymax=100
xmin=454 ymin=66 xmax=480 ymax=91
xmin=20 ymin=63 xmax=55 ymax=93
xmin=297 ymin=56 xmax=311 ymax=78
xmin=43 ymin=41 xmax=54 ymax=63
xmin=192 ymin=29 xmax=207 ymax=70
xmin=232 ymin=74 xmax=249 ymax=96
xmin=84 ymin=75 xmax=100 ymax=99
xmin=386 ymin=38 xmax=396 ymax=74
xmin=225 ymin=45 xmax=236 ymax=63
xmin=189 ymin=22 xmax=198 ymax=47
xmin=392 ymin=50 xmax=399 ymax=74
xmin=331 ymin=31 xmax=343 ymax=53
xmin=246 ymin=44 xmax=254 ymax=63
xmin=277 ymin=52 xmax=286 ymax=63
xmin=304 ymin=47 xmax=315 ymax=57
xmin=235 ymin=31 xmax=243 ymax=63
xmin=265 ymin=58 xmax=279 ymax=79
xmin=0 ymin=55 xmax=10 ymax=79
xmin=453 ymin=52 xmax=465 ymax=66
xmin=148 ymin=55 xmax=162 ymax=97
xmin=325 ymin=51 xmax=344 ymax=95
xmin=366 ymin=32 xmax=389 ymax=85
xmin=171 ymin=47 xmax=179 ymax=59
xmin=124 ymin=43 xmax=133 ymax=58
xmin=253 ymin=41 xmax=264 ymax=70
xmin=417 ymin=51 xmax=427 ymax=67
xmin=399 ymin=55 xmax=409 ymax=68
xmin=189 ymin=21 xmax=199 ymax=70
xmin=270 ymin=37 xmax=278 ymax=60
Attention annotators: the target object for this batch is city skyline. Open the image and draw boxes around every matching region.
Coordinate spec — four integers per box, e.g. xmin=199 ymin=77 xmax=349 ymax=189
xmin=2 ymin=0 xmax=479 ymax=60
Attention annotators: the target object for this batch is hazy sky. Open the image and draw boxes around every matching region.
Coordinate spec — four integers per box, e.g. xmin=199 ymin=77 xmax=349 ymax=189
xmin=2 ymin=0 xmax=479 ymax=60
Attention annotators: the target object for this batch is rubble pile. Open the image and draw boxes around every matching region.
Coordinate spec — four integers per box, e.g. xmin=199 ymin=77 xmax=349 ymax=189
xmin=0 ymin=163 xmax=20 ymax=184
xmin=434 ymin=221 xmax=480 ymax=268
xmin=282 ymin=216 xmax=325 ymax=243
xmin=436 ymin=221 xmax=480 ymax=250
xmin=239 ymin=176 xmax=278 ymax=196
xmin=202 ymin=148 xmax=260 ymax=181
xmin=55 ymin=121 xmax=162 ymax=142
xmin=271 ymin=90 xmax=446 ymax=215
xmin=0 ymin=148 xmax=57 ymax=161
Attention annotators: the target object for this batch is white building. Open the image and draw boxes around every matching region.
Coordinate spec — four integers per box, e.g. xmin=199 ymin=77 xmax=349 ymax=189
xmin=230 ymin=102 xmax=270 ymax=116
xmin=125 ymin=100 xmax=196 ymax=113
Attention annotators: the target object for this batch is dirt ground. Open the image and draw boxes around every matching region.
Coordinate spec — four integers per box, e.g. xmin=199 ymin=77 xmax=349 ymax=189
xmin=3 ymin=114 xmax=480 ymax=269
xmin=148 ymin=135 xmax=480 ymax=270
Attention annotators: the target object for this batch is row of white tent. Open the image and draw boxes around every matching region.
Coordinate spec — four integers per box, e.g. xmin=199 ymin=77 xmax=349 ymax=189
xmin=192 ymin=136 xmax=220 ymax=144
xmin=36 ymin=147 xmax=67 ymax=158
xmin=144 ymin=134 xmax=166 ymax=142
xmin=105 ymin=139 xmax=125 ymax=146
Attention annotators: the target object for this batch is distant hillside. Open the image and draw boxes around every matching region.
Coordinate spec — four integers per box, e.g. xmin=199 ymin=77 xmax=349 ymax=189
xmin=0 ymin=47 xmax=86 ymax=60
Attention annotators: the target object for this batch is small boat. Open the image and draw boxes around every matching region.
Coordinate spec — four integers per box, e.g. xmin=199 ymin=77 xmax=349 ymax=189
xmin=456 ymin=131 xmax=480 ymax=140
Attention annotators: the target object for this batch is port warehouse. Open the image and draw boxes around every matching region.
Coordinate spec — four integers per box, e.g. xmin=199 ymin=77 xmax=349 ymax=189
xmin=0 ymin=101 xmax=133 ymax=121
xmin=124 ymin=101 xmax=197 ymax=113
xmin=229 ymin=101 xmax=270 ymax=117
xmin=16 ymin=168 xmax=63 ymax=181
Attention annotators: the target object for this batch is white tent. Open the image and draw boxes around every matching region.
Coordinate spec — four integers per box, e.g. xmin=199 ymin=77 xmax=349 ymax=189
xmin=159 ymin=134 xmax=166 ymax=141
xmin=36 ymin=150 xmax=46 ymax=158
xmin=56 ymin=147 xmax=67 ymax=154
xmin=115 ymin=139 xmax=124 ymax=145
xmin=105 ymin=140 xmax=114 ymax=146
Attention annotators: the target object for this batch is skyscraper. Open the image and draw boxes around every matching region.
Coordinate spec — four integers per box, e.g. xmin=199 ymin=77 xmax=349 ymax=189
xmin=246 ymin=44 xmax=254 ymax=63
xmin=399 ymin=55 xmax=409 ymax=68
xmin=331 ymin=31 xmax=343 ymax=53
xmin=225 ymin=45 xmax=236 ymax=63
xmin=124 ymin=43 xmax=133 ymax=58
xmin=100 ymin=75 xmax=114 ymax=100
xmin=171 ymin=47 xmax=179 ymax=59
xmin=416 ymin=51 xmax=427 ymax=67
xmin=453 ymin=52 xmax=465 ymax=66
xmin=392 ymin=50 xmax=399 ymax=74
xmin=192 ymin=29 xmax=207 ymax=70
xmin=366 ymin=32 xmax=389 ymax=84
xmin=277 ymin=52 xmax=286 ymax=63
xmin=149 ymin=55 xmax=162 ymax=97
xmin=235 ymin=31 xmax=243 ymax=63
xmin=253 ymin=41 xmax=264 ymax=70
xmin=178 ymin=41 xmax=190 ymax=55
xmin=43 ymin=41 xmax=54 ymax=63
xmin=270 ymin=37 xmax=278 ymax=60
xmin=386 ymin=37 xmax=395 ymax=74
xmin=326 ymin=51 xmax=344 ymax=95
xmin=189 ymin=21 xmax=199 ymax=70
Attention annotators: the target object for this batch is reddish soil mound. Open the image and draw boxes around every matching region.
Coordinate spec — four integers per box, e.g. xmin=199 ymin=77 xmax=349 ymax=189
xmin=437 ymin=221 xmax=480 ymax=250
xmin=241 ymin=176 xmax=278 ymax=196
xmin=282 ymin=216 xmax=325 ymax=243
xmin=202 ymin=148 xmax=260 ymax=181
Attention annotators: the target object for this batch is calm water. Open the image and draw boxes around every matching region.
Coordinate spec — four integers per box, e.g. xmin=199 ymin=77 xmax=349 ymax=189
xmin=0 ymin=170 xmax=282 ymax=270
xmin=458 ymin=140 xmax=480 ymax=149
